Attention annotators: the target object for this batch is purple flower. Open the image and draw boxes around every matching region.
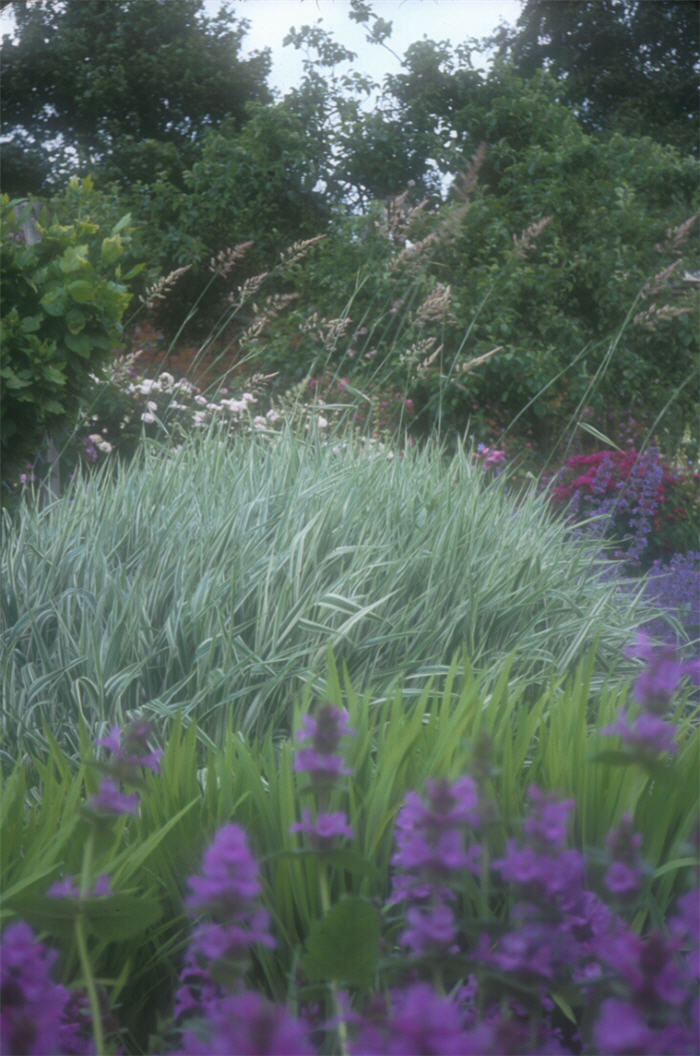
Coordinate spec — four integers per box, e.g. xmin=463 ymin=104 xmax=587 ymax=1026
xmin=605 ymin=860 xmax=641 ymax=896
xmin=96 ymin=720 xmax=163 ymax=776
xmin=188 ymin=915 xmax=275 ymax=963
xmin=0 ymin=922 xmax=70 ymax=1056
xmin=625 ymin=633 xmax=687 ymax=711
xmin=523 ymin=786 xmax=576 ymax=849
xmin=604 ymin=814 xmax=643 ymax=896
xmin=184 ymin=824 xmax=275 ymax=974
xmin=401 ymin=900 xmax=458 ymax=956
xmin=186 ymin=824 xmax=263 ymax=917
xmin=349 ymin=983 xmax=472 ymax=1056
xmin=48 ymin=874 xmax=113 ymax=899
xmin=602 ymin=709 xmax=678 ymax=756
xmin=175 ymin=990 xmax=315 ymax=1055
xmin=290 ymin=808 xmax=354 ymax=848
xmin=87 ymin=777 xmax=139 ymax=816
xmin=293 ymin=749 xmax=353 ymax=781
xmin=293 ymin=705 xmax=355 ymax=786
xmin=296 ymin=705 xmax=354 ymax=751
xmin=594 ymin=998 xmax=652 ymax=1054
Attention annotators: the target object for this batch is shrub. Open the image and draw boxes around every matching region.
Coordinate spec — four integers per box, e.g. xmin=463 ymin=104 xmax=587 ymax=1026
xmin=548 ymin=445 xmax=700 ymax=569
xmin=0 ymin=181 xmax=142 ymax=482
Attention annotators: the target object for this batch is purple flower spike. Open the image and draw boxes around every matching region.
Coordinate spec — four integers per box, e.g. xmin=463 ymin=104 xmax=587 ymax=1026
xmin=88 ymin=777 xmax=140 ymax=816
xmin=625 ymin=632 xmax=687 ymax=712
xmin=401 ymin=901 xmax=458 ymax=956
xmin=290 ymin=808 xmax=354 ymax=848
xmin=177 ymin=990 xmax=315 ymax=1055
xmin=97 ymin=719 xmax=163 ymax=775
xmin=604 ymin=814 xmax=643 ymax=896
xmin=0 ymin=922 xmax=70 ymax=1056
xmin=594 ymin=998 xmax=652 ymax=1054
xmin=523 ymin=786 xmax=576 ymax=849
xmin=294 ymin=749 xmax=353 ymax=781
xmin=48 ymin=873 xmax=113 ymax=900
xmin=294 ymin=705 xmax=355 ymax=785
xmin=186 ymin=824 xmax=263 ymax=917
xmin=602 ymin=710 xmax=678 ymax=757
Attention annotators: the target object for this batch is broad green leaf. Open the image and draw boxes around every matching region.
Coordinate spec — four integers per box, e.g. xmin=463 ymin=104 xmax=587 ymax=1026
xmin=65 ymin=332 xmax=93 ymax=356
xmin=67 ymin=279 xmax=96 ymax=304
xmin=301 ymin=897 xmax=380 ymax=986
xmin=66 ymin=308 xmax=86 ymax=334
xmin=101 ymin=235 xmax=123 ymax=266
xmin=39 ymin=286 xmax=67 ymax=315
xmin=60 ymin=244 xmax=89 ymax=274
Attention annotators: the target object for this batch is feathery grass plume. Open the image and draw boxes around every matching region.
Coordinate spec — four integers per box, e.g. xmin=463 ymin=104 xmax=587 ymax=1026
xmin=655 ymin=213 xmax=697 ymax=254
xmin=207 ymin=241 xmax=255 ymax=278
xmin=238 ymin=292 xmax=299 ymax=344
xmin=382 ymin=189 xmax=430 ymax=243
xmin=633 ymin=301 xmax=695 ymax=331
xmin=454 ymin=345 xmax=504 ymax=376
xmin=512 ymin=215 xmax=553 ymax=258
xmin=412 ymin=283 xmax=456 ymax=329
xmin=139 ymin=265 xmax=192 ymax=310
xmin=641 ymin=259 xmax=684 ymax=298
xmin=227 ymin=271 xmax=268 ymax=306
xmin=390 ymin=143 xmax=487 ymax=273
xmin=278 ymin=234 xmax=326 ymax=269
xmin=300 ymin=310 xmax=352 ymax=349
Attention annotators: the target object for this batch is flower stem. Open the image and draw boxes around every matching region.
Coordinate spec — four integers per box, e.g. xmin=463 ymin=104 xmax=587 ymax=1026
xmin=76 ymin=825 xmax=106 ymax=1054
xmin=318 ymin=866 xmax=349 ymax=1056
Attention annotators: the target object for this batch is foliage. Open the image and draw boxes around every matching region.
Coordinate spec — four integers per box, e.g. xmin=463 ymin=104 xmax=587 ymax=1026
xmin=0 ymin=0 xmax=272 ymax=194
xmin=490 ymin=0 xmax=700 ymax=156
xmin=0 ymin=427 xmax=662 ymax=759
xmin=0 ymin=182 xmax=142 ymax=481
xmin=1 ymin=649 xmax=698 ymax=1052
xmin=549 ymin=445 xmax=700 ymax=568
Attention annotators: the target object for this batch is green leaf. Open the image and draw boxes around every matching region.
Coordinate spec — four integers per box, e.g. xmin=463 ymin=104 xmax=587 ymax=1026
xmin=101 ymin=235 xmax=123 ymax=266
xmin=20 ymin=315 xmax=41 ymax=333
xmin=8 ymin=892 xmax=162 ymax=942
xmin=110 ymin=213 xmax=132 ymax=237
xmin=67 ymin=279 xmax=96 ymax=304
xmin=301 ymin=897 xmax=380 ymax=986
xmin=60 ymin=244 xmax=89 ymax=274
xmin=39 ymin=286 xmax=67 ymax=316
xmin=66 ymin=308 xmax=86 ymax=334
xmin=65 ymin=332 xmax=93 ymax=356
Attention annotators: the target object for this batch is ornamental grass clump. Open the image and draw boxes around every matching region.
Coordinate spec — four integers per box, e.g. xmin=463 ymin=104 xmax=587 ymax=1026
xmin=2 ymin=427 xmax=660 ymax=759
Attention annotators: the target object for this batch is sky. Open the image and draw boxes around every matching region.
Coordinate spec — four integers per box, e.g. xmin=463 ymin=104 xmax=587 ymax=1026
xmin=227 ymin=0 xmax=522 ymax=97
xmin=0 ymin=0 xmax=522 ymax=99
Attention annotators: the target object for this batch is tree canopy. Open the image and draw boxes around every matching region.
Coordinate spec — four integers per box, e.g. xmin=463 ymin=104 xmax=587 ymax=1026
xmin=489 ymin=0 xmax=699 ymax=155
xmin=0 ymin=0 xmax=272 ymax=193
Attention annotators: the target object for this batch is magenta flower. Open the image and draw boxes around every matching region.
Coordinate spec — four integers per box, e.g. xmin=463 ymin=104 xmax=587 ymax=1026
xmin=184 ymin=824 xmax=275 ymax=974
xmin=290 ymin=808 xmax=354 ymax=848
xmin=87 ymin=777 xmax=139 ymax=816
xmin=593 ymin=998 xmax=652 ymax=1054
xmin=602 ymin=710 xmax=678 ymax=756
xmin=604 ymin=814 xmax=643 ymax=896
xmin=186 ymin=824 xmax=263 ymax=916
xmin=48 ymin=874 xmax=113 ymax=899
xmin=401 ymin=901 xmax=458 ymax=956
xmin=294 ymin=705 xmax=355 ymax=786
xmin=97 ymin=719 xmax=163 ymax=776
xmin=176 ymin=990 xmax=315 ymax=1055
xmin=0 ymin=922 xmax=70 ymax=1056
xmin=523 ymin=786 xmax=576 ymax=849
xmin=625 ymin=633 xmax=687 ymax=711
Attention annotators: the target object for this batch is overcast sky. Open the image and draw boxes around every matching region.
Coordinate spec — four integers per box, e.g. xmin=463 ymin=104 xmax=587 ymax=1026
xmin=1 ymin=0 xmax=522 ymax=99
xmin=230 ymin=0 xmax=522 ymax=97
